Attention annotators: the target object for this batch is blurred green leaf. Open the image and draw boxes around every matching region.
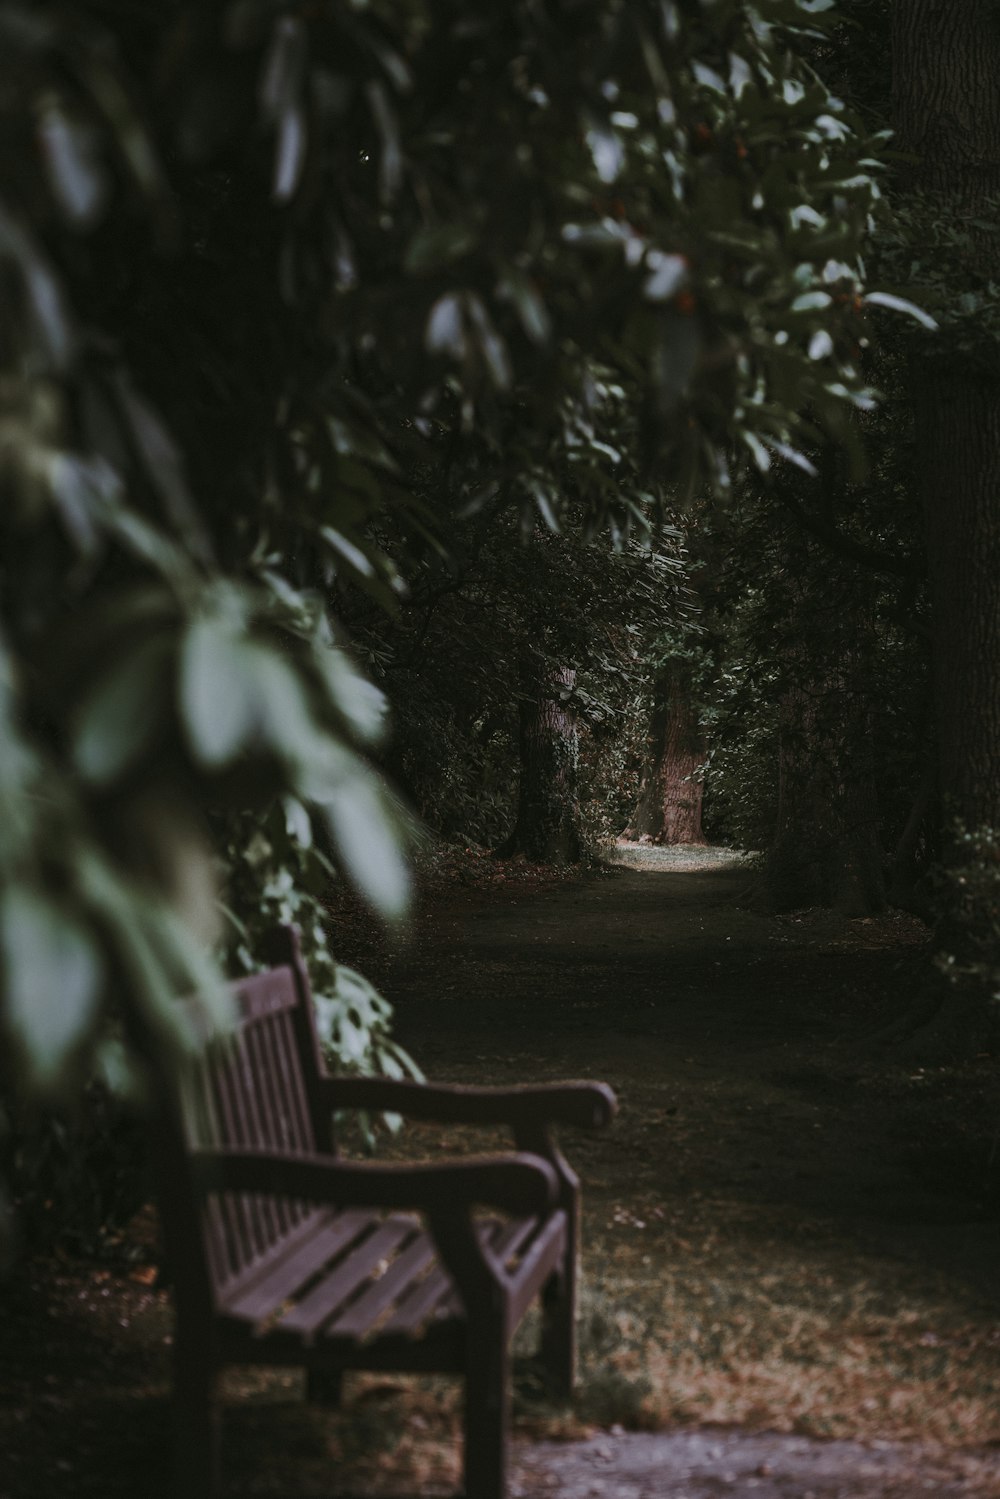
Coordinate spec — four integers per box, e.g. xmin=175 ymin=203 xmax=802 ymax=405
xmin=74 ymin=634 xmax=173 ymax=786
xmin=273 ymin=106 xmax=306 ymax=200
xmin=314 ymin=776 xmax=409 ymax=921
xmin=320 ymin=526 xmax=376 ymax=579
xmin=0 ymin=207 xmax=74 ymax=369
xmin=366 ymin=79 xmax=402 ymax=203
xmin=864 ymin=291 xmax=938 ymax=331
xmin=283 ymin=795 xmax=312 ymax=847
xmin=466 ymin=294 xmax=511 ymax=389
xmin=313 ymin=640 xmax=387 ymax=743
xmin=180 ymin=619 xmax=257 ymax=768
xmin=1 ymin=890 xmax=102 ymax=1091
xmin=498 ymin=267 xmax=552 ymax=345
xmin=253 ymin=646 xmax=329 ymax=767
xmin=644 ymin=253 xmax=690 ymax=303
xmin=405 ymin=223 xmax=477 ymax=275
xmin=426 ymin=292 xmax=466 ymax=358
xmin=114 ymin=378 xmax=211 ymax=561
xmin=260 ymin=16 xmax=306 ymax=121
xmin=653 ymin=316 xmax=701 ymax=409
xmin=37 ymin=98 xmax=108 ymax=228
xmin=76 ymin=49 xmax=166 ymax=205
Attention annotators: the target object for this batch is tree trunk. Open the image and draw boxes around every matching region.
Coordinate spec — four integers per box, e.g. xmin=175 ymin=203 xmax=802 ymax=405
xmin=764 ymin=681 xmax=885 ymax=917
xmin=887 ymin=758 xmax=937 ymax=915
xmin=911 ymin=373 xmax=1000 ymax=832
xmin=762 ymin=587 xmax=886 ymax=917
xmin=893 ymin=1 xmax=1000 ymax=834
xmin=886 ymin=3 xmax=1000 ymax=1048
xmin=625 ymin=660 xmax=705 ymax=844
xmin=502 ymin=664 xmax=582 ymax=864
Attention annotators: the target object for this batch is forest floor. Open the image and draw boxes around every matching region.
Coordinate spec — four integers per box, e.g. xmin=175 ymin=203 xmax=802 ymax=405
xmin=2 ymin=843 xmax=1000 ymax=1497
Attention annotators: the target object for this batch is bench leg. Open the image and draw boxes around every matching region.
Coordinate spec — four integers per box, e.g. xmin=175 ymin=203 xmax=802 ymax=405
xmin=542 ymin=1271 xmax=575 ymax=1397
xmin=539 ymin=1257 xmax=576 ymax=1399
xmin=173 ymin=1346 xmax=220 ymax=1499
xmin=306 ymin=1369 xmax=344 ymax=1406
xmin=463 ymin=1329 xmax=509 ymax=1499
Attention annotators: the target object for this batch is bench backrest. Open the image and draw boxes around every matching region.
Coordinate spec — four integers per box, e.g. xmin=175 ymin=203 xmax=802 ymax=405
xmin=157 ymin=928 xmax=333 ymax=1309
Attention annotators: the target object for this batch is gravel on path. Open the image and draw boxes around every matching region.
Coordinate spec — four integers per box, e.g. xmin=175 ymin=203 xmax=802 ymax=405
xmin=514 ymin=1427 xmax=1000 ymax=1498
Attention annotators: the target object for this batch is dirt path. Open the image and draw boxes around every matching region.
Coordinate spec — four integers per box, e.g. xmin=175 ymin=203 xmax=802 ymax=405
xmin=3 ymin=845 xmax=999 ymax=1498
xmin=515 ymin=1427 xmax=995 ymax=1497
xmin=344 ymin=844 xmax=1000 ymax=1496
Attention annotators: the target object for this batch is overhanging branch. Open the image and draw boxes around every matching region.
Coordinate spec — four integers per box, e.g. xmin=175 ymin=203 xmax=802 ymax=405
xmin=776 ymin=491 xmax=922 ymax=580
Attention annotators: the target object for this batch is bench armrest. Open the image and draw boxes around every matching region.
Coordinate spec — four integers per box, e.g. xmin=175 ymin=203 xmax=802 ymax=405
xmin=191 ymin=1145 xmax=558 ymax=1216
xmin=321 ymin=1078 xmax=617 ymax=1130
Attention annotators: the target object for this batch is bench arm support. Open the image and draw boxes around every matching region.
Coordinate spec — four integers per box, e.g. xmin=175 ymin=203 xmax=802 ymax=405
xmin=191 ymin=1145 xmax=558 ymax=1216
xmin=321 ymin=1078 xmax=617 ymax=1130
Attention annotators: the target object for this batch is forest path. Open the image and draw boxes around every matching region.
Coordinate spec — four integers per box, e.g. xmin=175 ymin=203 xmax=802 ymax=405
xmin=374 ymin=845 xmax=917 ymax=1061
xmin=337 ymin=844 xmax=1000 ymax=1497
xmin=6 ymin=849 xmax=997 ymax=1499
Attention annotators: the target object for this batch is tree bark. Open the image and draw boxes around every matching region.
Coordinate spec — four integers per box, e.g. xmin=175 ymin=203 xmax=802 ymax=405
xmin=761 ymin=571 xmax=886 ymax=917
xmin=911 ymin=374 xmax=1000 ymax=831
xmin=502 ymin=664 xmax=582 ymax=864
xmin=764 ymin=676 xmax=885 ymax=917
xmin=625 ymin=660 xmax=705 ymax=844
xmin=893 ymin=1 xmax=1000 ymax=833
xmin=887 ymin=758 xmax=937 ymax=915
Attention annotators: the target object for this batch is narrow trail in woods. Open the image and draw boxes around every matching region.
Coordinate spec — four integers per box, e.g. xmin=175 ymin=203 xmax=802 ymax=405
xmin=3 ymin=846 xmax=999 ymax=1499
xmin=337 ymin=843 xmax=1000 ymax=1498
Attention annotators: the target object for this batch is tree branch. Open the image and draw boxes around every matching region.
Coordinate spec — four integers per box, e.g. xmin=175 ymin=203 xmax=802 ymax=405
xmin=776 ymin=490 xmax=922 ymax=580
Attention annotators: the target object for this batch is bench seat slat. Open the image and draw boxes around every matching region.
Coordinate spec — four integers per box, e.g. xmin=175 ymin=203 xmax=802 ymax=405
xmin=486 ymin=1213 xmax=547 ymax=1271
xmin=276 ymin=1217 xmax=417 ymax=1342
xmin=378 ymin=1215 xmax=543 ymax=1338
xmin=220 ymin=1208 xmax=372 ymax=1320
xmin=325 ymin=1228 xmax=439 ymax=1341
xmin=506 ymin=1212 xmax=569 ymax=1326
xmin=376 ymin=1257 xmax=453 ymax=1336
xmin=218 ymin=1205 xmax=564 ymax=1336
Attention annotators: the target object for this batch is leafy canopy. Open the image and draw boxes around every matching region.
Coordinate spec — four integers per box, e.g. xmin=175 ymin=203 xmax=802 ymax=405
xmin=0 ymin=0 xmax=885 ymax=1102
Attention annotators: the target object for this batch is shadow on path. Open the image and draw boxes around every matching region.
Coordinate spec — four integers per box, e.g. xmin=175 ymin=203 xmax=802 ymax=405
xmin=348 ymin=844 xmax=1000 ymax=1495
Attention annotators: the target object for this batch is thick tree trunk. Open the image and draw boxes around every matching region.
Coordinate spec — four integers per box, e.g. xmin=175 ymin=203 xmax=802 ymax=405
xmin=886 ymin=3 xmax=1000 ymax=1048
xmin=887 ymin=759 xmax=937 ymax=915
xmin=893 ymin=2 xmax=1000 ymax=833
xmin=912 ymin=374 xmax=1000 ymax=831
xmin=502 ymin=665 xmax=582 ymax=864
xmin=764 ymin=677 xmax=885 ymax=917
xmin=625 ymin=661 xmax=705 ymax=844
xmin=761 ymin=566 xmax=886 ymax=918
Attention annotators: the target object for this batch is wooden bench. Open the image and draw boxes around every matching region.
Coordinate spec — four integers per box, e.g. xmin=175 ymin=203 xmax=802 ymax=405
xmin=154 ymin=926 xmax=616 ymax=1499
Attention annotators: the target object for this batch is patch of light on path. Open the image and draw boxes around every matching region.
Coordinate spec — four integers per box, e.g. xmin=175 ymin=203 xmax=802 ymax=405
xmin=607 ymin=840 xmax=752 ymax=873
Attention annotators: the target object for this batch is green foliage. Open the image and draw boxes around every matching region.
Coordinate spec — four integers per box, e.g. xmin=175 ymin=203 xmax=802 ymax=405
xmin=866 ymin=190 xmax=1000 ymax=371
xmin=0 ymin=0 xmax=887 ymax=1137
xmin=689 ymin=462 xmax=928 ymax=863
xmin=362 ymin=516 xmax=686 ymax=852
xmin=577 ymin=688 xmax=653 ymax=849
xmin=220 ymin=803 xmax=421 ymax=1107
xmin=702 ymin=667 xmax=782 ymax=851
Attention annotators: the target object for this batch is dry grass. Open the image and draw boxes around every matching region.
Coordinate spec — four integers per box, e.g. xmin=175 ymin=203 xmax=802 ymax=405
xmin=573 ymin=1260 xmax=1000 ymax=1445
